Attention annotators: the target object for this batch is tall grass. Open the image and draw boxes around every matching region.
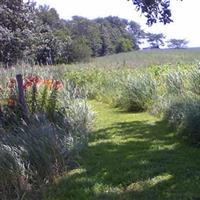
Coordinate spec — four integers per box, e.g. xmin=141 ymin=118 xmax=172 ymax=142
xmin=0 ymin=66 xmax=93 ymax=199
xmin=64 ymin=63 xmax=200 ymax=147
xmin=1 ymin=51 xmax=200 ymax=198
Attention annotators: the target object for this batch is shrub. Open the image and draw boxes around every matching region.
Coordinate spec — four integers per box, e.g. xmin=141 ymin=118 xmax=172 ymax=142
xmin=118 ymin=74 xmax=157 ymax=112
xmin=165 ymin=71 xmax=185 ymax=96
xmin=163 ymin=96 xmax=200 ymax=146
xmin=188 ymin=67 xmax=200 ymax=95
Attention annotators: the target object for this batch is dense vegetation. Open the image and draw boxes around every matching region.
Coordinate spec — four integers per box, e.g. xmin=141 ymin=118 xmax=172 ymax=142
xmin=1 ymin=49 xmax=200 ymax=199
xmin=0 ymin=0 xmax=149 ymax=67
xmin=1 ymin=0 xmax=199 ymax=199
xmin=0 ymin=66 xmax=94 ymax=199
xmin=1 ymin=0 xmax=187 ymax=68
xmin=64 ymin=53 xmax=200 ymax=146
xmin=44 ymin=101 xmax=200 ymax=200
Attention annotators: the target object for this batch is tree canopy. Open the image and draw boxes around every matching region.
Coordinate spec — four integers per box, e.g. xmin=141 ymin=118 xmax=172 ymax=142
xmin=167 ymin=39 xmax=188 ymax=49
xmin=129 ymin=0 xmax=183 ymax=25
xmin=1 ymin=1 xmax=151 ymax=66
xmin=146 ymin=33 xmax=165 ymax=48
xmin=0 ymin=0 xmax=180 ymax=67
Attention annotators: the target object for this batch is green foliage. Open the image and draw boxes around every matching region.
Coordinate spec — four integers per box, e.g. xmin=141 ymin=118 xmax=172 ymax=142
xmin=167 ymin=39 xmax=188 ymax=49
xmin=165 ymin=71 xmax=185 ymax=96
xmin=70 ymin=37 xmax=92 ymax=63
xmin=146 ymin=33 xmax=165 ymax=48
xmin=163 ymin=97 xmax=200 ymax=146
xmin=63 ymin=53 xmax=200 ymax=147
xmin=0 ymin=0 xmax=35 ymax=66
xmin=116 ymin=38 xmax=133 ymax=53
xmin=0 ymin=0 xmax=148 ymax=66
xmin=65 ymin=68 xmax=157 ymax=112
xmin=118 ymin=74 xmax=157 ymax=111
xmin=188 ymin=67 xmax=200 ymax=95
xmin=44 ymin=101 xmax=200 ymax=200
xmin=36 ymin=5 xmax=61 ymax=29
xmin=130 ymin=0 xmax=175 ymax=25
xmin=0 ymin=66 xmax=94 ymax=199
xmin=2 ymin=47 xmax=200 ymax=199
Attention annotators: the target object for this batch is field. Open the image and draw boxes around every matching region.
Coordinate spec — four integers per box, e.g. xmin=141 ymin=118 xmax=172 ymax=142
xmin=1 ymin=48 xmax=200 ymax=200
xmin=76 ymin=48 xmax=200 ymax=68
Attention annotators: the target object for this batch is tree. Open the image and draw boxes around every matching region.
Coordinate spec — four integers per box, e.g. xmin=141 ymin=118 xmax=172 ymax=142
xmin=116 ymin=38 xmax=133 ymax=53
xmin=167 ymin=39 xmax=188 ymax=49
xmin=36 ymin=5 xmax=62 ymax=29
xmin=95 ymin=16 xmax=140 ymax=54
xmin=146 ymin=33 xmax=165 ymax=48
xmin=129 ymin=0 xmax=183 ymax=25
xmin=98 ymin=24 xmax=112 ymax=56
xmin=70 ymin=37 xmax=92 ymax=63
xmin=34 ymin=26 xmax=60 ymax=65
xmin=0 ymin=0 xmax=36 ymax=66
xmin=128 ymin=21 xmax=145 ymax=48
xmin=53 ymin=28 xmax=72 ymax=64
xmin=68 ymin=16 xmax=102 ymax=57
xmin=0 ymin=0 xmax=150 ymax=66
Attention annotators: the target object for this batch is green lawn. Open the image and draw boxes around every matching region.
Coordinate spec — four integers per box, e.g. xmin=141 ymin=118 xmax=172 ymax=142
xmin=44 ymin=101 xmax=200 ymax=200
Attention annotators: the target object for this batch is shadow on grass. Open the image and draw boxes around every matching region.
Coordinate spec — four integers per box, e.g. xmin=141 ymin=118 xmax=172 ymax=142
xmin=44 ymin=120 xmax=200 ymax=200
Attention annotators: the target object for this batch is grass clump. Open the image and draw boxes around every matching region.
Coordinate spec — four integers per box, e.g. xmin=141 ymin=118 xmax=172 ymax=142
xmin=118 ymin=73 xmax=157 ymax=112
xmin=163 ymin=96 xmax=200 ymax=146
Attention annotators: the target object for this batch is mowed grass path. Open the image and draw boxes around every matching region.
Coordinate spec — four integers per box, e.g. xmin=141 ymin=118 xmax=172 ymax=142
xmin=44 ymin=101 xmax=200 ymax=200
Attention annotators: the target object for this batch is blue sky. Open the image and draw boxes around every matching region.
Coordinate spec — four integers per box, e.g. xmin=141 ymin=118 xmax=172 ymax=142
xmin=35 ymin=0 xmax=200 ymax=47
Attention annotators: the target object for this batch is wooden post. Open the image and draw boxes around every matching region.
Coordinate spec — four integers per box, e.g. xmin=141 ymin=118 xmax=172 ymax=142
xmin=16 ymin=74 xmax=28 ymax=115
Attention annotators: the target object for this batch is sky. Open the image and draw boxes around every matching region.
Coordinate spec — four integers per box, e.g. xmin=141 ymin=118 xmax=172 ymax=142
xmin=34 ymin=0 xmax=200 ymax=47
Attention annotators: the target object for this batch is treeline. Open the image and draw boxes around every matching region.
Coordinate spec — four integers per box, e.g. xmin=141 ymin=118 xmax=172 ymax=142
xmin=0 ymin=0 xmax=147 ymax=66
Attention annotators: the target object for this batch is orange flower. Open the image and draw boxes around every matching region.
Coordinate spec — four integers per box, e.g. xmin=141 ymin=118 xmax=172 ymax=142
xmin=43 ymin=79 xmax=54 ymax=89
xmin=23 ymin=80 xmax=32 ymax=89
xmin=52 ymin=80 xmax=63 ymax=90
xmin=7 ymin=98 xmax=17 ymax=107
xmin=23 ymin=75 xmax=43 ymax=89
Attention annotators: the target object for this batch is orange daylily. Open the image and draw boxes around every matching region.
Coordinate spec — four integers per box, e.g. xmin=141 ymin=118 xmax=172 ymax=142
xmin=23 ymin=75 xmax=43 ymax=89
xmin=7 ymin=98 xmax=17 ymax=107
xmin=52 ymin=80 xmax=63 ymax=90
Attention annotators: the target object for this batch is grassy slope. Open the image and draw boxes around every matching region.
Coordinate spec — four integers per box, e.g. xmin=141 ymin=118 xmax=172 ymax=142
xmin=44 ymin=101 xmax=200 ymax=200
xmin=91 ymin=48 xmax=200 ymax=68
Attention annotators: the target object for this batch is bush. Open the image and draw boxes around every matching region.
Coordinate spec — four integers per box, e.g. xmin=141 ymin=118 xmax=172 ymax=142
xmin=165 ymin=71 xmax=185 ymax=96
xmin=163 ymin=96 xmax=200 ymax=146
xmin=188 ymin=67 xmax=200 ymax=95
xmin=118 ymin=74 xmax=157 ymax=112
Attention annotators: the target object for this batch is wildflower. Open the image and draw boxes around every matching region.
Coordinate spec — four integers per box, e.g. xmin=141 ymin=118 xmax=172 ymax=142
xmin=23 ymin=75 xmax=43 ymax=89
xmin=43 ymin=79 xmax=54 ymax=89
xmin=52 ymin=80 xmax=63 ymax=90
xmin=23 ymin=80 xmax=33 ymax=89
xmin=7 ymin=98 xmax=17 ymax=107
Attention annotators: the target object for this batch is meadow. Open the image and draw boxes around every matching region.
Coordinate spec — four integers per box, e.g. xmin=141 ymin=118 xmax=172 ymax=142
xmin=1 ymin=48 xmax=200 ymax=199
xmin=76 ymin=48 xmax=200 ymax=68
